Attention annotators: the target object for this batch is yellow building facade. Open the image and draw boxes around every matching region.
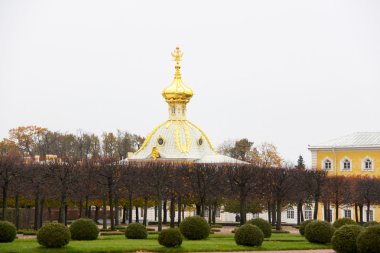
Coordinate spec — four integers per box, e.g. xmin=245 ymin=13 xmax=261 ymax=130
xmin=309 ymin=132 xmax=380 ymax=222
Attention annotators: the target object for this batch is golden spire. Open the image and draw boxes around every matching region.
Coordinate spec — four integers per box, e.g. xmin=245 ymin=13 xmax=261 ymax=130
xmin=162 ymin=46 xmax=193 ymax=104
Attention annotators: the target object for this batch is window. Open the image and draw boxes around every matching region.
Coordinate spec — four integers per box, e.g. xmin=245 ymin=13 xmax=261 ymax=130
xmin=215 ymin=208 xmax=221 ymax=218
xmin=198 ymin=137 xmax=203 ymax=146
xmin=287 ymin=207 xmax=294 ymax=219
xmin=304 ymin=207 xmax=313 ymax=220
xmin=344 ymin=209 xmax=351 ymax=219
xmin=171 ymin=106 xmax=176 ymax=114
xmin=252 ymin=213 xmax=259 ymax=219
xmin=362 ymin=157 xmax=374 ymax=171
xmin=157 ymin=136 xmax=164 ymax=146
xmin=366 ymin=210 xmax=374 ymax=222
xmin=323 ymin=159 xmax=332 ymax=170
xmin=341 ymin=158 xmax=351 ymax=171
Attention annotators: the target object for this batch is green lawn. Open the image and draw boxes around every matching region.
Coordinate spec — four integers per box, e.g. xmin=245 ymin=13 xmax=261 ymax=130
xmin=1 ymin=234 xmax=331 ymax=253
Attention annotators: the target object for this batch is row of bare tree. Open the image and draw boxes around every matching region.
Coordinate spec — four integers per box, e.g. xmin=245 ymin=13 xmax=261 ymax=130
xmin=1 ymin=152 xmax=380 ymax=231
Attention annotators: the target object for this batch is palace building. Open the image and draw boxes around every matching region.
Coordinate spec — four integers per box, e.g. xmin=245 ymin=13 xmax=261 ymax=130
xmin=308 ymin=132 xmax=380 ymax=222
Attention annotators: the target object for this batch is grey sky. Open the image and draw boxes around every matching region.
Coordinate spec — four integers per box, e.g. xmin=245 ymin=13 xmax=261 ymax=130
xmin=1 ymin=0 xmax=380 ymax=165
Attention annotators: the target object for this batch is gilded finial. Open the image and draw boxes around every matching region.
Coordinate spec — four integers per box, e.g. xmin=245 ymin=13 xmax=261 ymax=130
xmin=171 ymin=46 xmax=183 ymax=66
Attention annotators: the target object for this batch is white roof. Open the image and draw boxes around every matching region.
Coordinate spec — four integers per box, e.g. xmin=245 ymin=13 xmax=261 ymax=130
xmin=127 ymin=119 xmax=246 ymax=164
xmin=309 ymin=132 xmax=380 ymax=149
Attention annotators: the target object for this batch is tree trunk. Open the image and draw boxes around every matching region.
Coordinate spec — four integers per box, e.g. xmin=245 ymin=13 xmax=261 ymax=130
xmin=177 ymin=197 xmax=182 ymax=225
xmin=122 ymin=206 xmax=126 ymax=224
xmin=59 ymin=194 xmax=66 ymax=224
xmin=154 ymin=206 xmax=157 ymax=221
xmin=355 ymin=203 xmax=359 ymax=223
xmin=108 ymin=181 xmax=114 ymax=230
xmin=34 ymin=194 xmax=39 ymax=230
xmin=102 ymin=194 xmax=107 ymax=229
xmin=85 ymin=194 xmax=89 ymax=217
xmin=313 ymin=194 xmax=319 ymax=220
xmin=267 ymin=201 xmax=271 ymax=223
xmin=335 ymin=198 xmax=339 ymax=220
xmin=143 ymin=196 xmax=148 ymax=226
xmin=200 ymin=203 xmax=205 ymax=218
xmin=239 ymin=192 xmax=247 ymax=225
xmin=163 ymin=200 xmax=167 ymax=224
xmin=271 ymin=202 xmax=276 ymax=226
xmin=196 ymin=204 xmax=201 ymax=216
xmin=367 ymin=202 xmax=371 ymax=222
xmin=135 ymin=206 xmax=139 ymax=223
xmin=128 ymin=193 xmax=133 ymax=224
xmin=64 ymin=204 xmax=68 ymax=226
xmin=170 ymin=196 xmax=175 ymax=228
xmin=15 ymin=193 xmax=20 ymax=229
xmin=208 ymin=205 xmax=212 ymax=224
xmin=78 ymin=197 xmax=83 ymax=218
xmin=95 ymin=205 xmax=99 ymax=223
xmin=276 ymin=199 xmax=282 ymax=231
xmin=212 ymin=204 xmax=217 ymax=224
xmin=39 ymin=197 xmax=44 ymax=228
xmin=1 ymin=182 xmax=8 ymax=220
xmin=297 ymin=201 xmax=302 ymax=225
xmin=157 ymin=192 xmax=163 ymax=231
xmin=88 ymin=206 xmax=92 ymax=219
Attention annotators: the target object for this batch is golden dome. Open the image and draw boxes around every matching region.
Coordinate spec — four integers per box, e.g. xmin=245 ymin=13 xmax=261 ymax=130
xmin=162 ymin=47 xmax=193 ymax=104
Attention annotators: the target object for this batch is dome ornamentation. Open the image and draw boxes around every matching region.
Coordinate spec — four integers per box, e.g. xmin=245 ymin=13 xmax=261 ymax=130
xmin=162 ymin=47 xmax=193 ymax=105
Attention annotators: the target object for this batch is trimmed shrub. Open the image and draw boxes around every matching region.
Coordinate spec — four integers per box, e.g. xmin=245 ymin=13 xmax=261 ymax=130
xmin=179 ymin=216 xmax=210 ymax=240
xmin=234 ymin=224 xmax=264 ymax=246
xmin=299 ymin=219 xmax=313 ymax=236
xmin=158 ymin=228 xmax=183 ymax=247
xmin=0 ymin=221 xmax=17 ymax=243
xmin=125 ymin=223 xmax=147 ymax=239
xmin=37 ymin=223 xmax=70 ymax=248
xmin=247 ymin=218 xmax=272 ymax=238
xmin=333 ymin=218 xmax=356 ymax=229
xmin=305 ymin=220 xmax=334 ymax=244
xmin=332 ymin=225 xmax=363 ymax=253
xmin=69 ymin=218 xmax=99 ymax=240
xmin=363 ymin=221 xmax=379 ymax=227
xmin=356 ymin=225 xmax=380 ymax=253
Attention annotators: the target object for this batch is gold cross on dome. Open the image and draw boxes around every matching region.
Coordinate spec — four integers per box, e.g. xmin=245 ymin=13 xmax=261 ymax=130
xmin=171 ymin=46 xmax=183 ymax=65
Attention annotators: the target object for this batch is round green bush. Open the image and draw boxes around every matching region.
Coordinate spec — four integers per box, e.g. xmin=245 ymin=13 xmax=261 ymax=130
xmin=234 ymin=224 xmax=264 ymax=246
xmin=179 ymin=216 xmax=209 ymax=240
xmin=37 ymin=223 xmax=70 ymax=248
xmin=356 ymin=225 xmax=380 ymax=253
xmin=247 ymin=218 xmax=272 ymax=238
xmin=125 ymin=223 xmax=147 ymax=239
xmin=299 ymin=220 xmax=313 ymax=236
xmin=363 ymin=221 xmax=379 ymax=227
xmin=333 ymin=218 xmax=356 ymax=229
xmin=158 ymin=228 xmax=183 ymax=247
xmin=332 ymin=225 xmax=363 ymax=253
xmin=305 ymin=220 xmax=334 ymax=244
xmin=0 ymin=221 xmax=17 ymax=243
xmin=69 ymin=218 xmax=99 ymax=240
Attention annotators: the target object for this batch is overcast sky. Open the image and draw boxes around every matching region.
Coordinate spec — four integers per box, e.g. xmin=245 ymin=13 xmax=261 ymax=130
xmin=1 ymin=0 xmax=379 ymax=165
